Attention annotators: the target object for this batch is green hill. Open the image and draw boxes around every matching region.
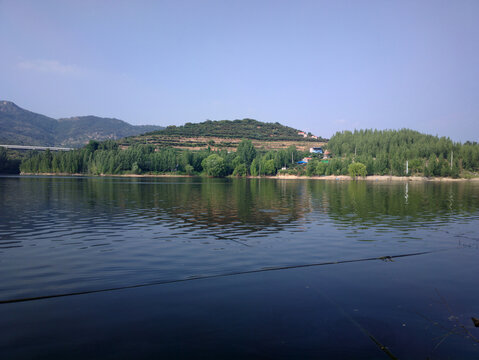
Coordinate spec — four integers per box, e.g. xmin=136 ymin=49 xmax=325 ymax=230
xmin=147 ymin=118 xmax=325 ymax=141
xmin=0 ymin=101 xmax=164 ymax=147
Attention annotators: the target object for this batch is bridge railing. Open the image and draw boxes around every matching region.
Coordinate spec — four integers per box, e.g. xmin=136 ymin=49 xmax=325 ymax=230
xmin=0 ymin=145 xmax=74 ymax=151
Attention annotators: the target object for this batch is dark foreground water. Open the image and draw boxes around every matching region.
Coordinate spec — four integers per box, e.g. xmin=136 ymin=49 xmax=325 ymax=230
xmin=1 ymin=176 xmax=478 ymax=359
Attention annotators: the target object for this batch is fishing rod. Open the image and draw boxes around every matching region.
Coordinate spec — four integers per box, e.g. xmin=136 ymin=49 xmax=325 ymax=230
xmin=0 ymin=250 xmax=439 ymax=305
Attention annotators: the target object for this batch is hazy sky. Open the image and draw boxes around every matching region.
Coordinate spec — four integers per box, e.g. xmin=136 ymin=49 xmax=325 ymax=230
xmin=1 ymin=0 xmax=478 ymax=142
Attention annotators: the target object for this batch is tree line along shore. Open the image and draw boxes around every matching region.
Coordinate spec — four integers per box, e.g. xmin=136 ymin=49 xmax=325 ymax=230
xmin=5 ymin=129 xmax=479 ymax=179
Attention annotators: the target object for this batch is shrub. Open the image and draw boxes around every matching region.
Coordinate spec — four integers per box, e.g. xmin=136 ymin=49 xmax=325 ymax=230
xmin=233 ymin=163 xmax=247 ymax=177
xmin=348 ymin=162 xmax=367 ymax=178
xmin=201 ymin=154 xmax=226 ymax=177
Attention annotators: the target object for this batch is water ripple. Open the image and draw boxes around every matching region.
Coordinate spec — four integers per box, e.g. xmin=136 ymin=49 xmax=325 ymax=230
xmin=1 ymin=176 xmax=479 ymax=300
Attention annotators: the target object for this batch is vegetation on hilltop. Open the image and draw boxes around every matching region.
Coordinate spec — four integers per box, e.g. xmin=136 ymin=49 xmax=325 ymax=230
xmin=146 ymin=118 xmax=326 ymax=142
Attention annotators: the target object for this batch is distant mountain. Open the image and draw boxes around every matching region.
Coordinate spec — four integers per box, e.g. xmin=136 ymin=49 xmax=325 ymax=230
xmin=56 ymin=116 xmax=164 ymax=147
xmin=0 ymin=101 xmax=164 ymax=147
xmin=0 ymin=101 xmax=58 ymax=146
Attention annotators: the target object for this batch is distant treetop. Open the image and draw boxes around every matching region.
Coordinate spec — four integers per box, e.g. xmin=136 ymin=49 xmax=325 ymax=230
xmin=146 ymin=118 xmax=326 ymax=142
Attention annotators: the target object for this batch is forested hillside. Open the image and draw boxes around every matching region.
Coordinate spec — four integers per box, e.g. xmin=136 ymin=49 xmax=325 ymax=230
xmin=146 ymin=118 xmax=325 ymax=141
xmin=324 ymin=129 xmax=479 ymax=177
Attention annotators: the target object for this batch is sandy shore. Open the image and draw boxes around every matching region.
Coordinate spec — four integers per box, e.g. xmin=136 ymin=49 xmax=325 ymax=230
xmin=20 ymin=173 xmax=479 ymax=181
xmin=269 ymin=174 xmax=479 ymax=182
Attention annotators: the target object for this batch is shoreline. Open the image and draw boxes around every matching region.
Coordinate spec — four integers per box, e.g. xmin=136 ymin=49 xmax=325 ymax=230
xmin=19 ymin=172 xmax=479 ymax=182
xmin=270 ymin=174 xmax=479 ymax=182
xmin=20 ymin=172 xmax=193 ymax=178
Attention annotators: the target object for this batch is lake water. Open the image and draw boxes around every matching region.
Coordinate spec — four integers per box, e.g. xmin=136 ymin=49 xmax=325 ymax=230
xmin=1 ymin=176 xmax=478 ymax=359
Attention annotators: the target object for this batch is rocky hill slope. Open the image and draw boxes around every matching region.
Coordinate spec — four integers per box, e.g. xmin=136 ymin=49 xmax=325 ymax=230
xmin=0 ymin=101 xmax=164 ymax=147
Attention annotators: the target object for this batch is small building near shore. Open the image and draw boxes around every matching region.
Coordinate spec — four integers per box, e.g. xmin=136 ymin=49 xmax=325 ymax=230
xmin=298 ymin=157 xmax=312 ymax=164
xmin=310 ymin=147 xmax=323 ymax=154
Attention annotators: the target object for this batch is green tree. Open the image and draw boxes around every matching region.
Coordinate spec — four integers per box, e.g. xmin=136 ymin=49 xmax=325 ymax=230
xmin=236 ymin=139 xmax=257 ymax=167
xmin=286 ymin=145 xmax=299 ymax=164
xmin=315 ymin=162 xmax=328 ymax=176
xmin=262 ymin=159 xmax=276 ymax=175
xmin=201 ymin=154 xmax=226 ymax=177
xmin=250 ymin=158 xmax=259 ymax=176
xmin=306 ymin=160 xmax=318 ymax=176
xmin=348 ymin=162 xmax=367 ymax=178
xmin=131 ymin=162 xmax=141 ymax=174
xmin=408 ymin=158 xmax=423 ymax=175
xmin=391 ymin=155 xmax=405 ymax=176
xmin=233 ymin=163 xmax=247 ymax=177
xmin=85 ymin=140 xmax=100 ymax=153
xmin=426 ymin=154 xmax=437 ymax=177
xmin=374 ymin=154 xmax=388 ymax=175
xmin=0 ymin=147 xmax=8 ymax=172
xmin=440 ymin=160 xmax=450 ymax=177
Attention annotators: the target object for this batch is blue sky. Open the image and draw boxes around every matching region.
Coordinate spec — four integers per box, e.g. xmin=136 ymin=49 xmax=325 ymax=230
xmin=1 ymin=0 xmax=478 ymax=142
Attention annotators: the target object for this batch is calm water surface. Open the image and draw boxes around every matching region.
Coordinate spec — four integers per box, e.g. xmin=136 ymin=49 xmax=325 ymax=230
xmin=1 ymin=176 xmax=478 ymax=359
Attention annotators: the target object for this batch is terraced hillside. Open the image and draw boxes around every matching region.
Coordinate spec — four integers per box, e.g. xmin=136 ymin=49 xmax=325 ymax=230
xmin=119 ymin=119 xmax=327 ymax=151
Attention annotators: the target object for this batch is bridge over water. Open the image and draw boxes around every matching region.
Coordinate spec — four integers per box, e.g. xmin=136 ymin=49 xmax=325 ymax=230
xmin=0 ymin=145 xmax=73 ymax=151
